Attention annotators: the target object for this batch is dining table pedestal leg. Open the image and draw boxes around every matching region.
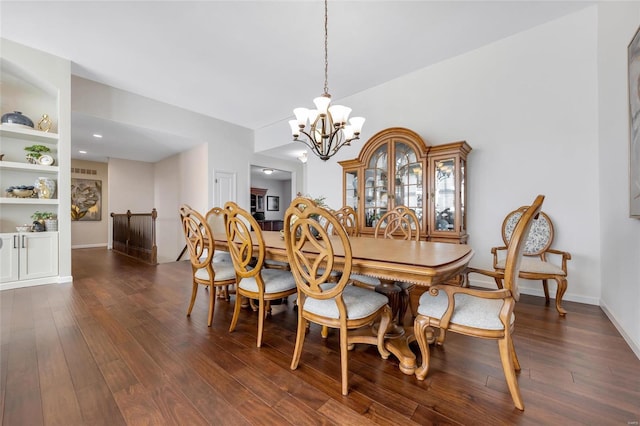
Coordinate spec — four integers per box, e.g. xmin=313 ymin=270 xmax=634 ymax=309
xmin=375 ymin=280 xmax=407 ymax=338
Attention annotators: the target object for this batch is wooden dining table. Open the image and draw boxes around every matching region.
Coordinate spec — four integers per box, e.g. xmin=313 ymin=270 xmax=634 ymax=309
xmin=215 ymin=230 xmax=474 ymax=375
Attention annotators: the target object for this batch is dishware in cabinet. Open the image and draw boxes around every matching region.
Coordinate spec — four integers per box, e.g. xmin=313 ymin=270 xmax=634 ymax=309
xmin=0 ymin=231 xmax=59 ymax=284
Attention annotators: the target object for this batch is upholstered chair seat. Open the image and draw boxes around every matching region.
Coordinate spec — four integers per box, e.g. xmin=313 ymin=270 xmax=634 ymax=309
xmin=417 ymin=291 xmax=515 ymax=330
xmin=237 ymin=268 xmax=296 ymax=294
xmin=304 ymin=284 xmax=389 ymax=320
xmin=495 ymin=258 xmax=565 ymax=276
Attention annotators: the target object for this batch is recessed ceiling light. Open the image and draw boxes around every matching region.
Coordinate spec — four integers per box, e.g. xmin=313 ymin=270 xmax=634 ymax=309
xmin=79 ymin=150 xmax=87 ymax=154
xmin=93 ymin=134 xmax=102 ymax=138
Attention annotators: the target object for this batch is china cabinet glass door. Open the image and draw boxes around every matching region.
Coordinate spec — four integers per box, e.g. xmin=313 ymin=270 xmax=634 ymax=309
xmin=344 ymin=169 xmax=358 ymax=209
xmin=364 ymin=144 xmax=388 ymax=227
xmin=433 ymin=157 xmax=456 ymax=232
xmin=394 ymin=142 xmax=422 ymax=229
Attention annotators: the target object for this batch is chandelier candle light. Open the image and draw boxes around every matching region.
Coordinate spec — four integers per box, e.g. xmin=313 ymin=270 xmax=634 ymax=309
xmin=289 ymin=0 xmax=365 ymax=161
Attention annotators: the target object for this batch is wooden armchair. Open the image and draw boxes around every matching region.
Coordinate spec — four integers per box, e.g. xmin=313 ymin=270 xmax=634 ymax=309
xmin=491 ymin=206 xmax=571 ymax=315
xmin=415 ymin=194 xmax=546 ymax=411
xmin=284 ymin=198 xmax=392 ymax=395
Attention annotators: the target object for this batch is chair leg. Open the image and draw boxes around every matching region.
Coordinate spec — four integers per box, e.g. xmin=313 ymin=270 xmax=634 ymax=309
xmin=290 ymin=310 xmax=306 ymax=370
xmin=554 ymin=277 xmax=568 ymax=316
xmin=256 ymin=297 xmax=265 ymax=347
xmin=376 ymin=306 xmax=392 ymax=359
xmin=229 ymin=291 xmax=243 ymax=332
xmin=339 ymin=323 xmax=349 ymax=396
xmin=187 ymin=282 xmax=198 ymax=317
xmin=498 ymin=336 xmax=524 ymax=411
xmin=414 ymin=315 xmax=432 ymax=380
xmin=207 ymin=285 xmax=215 ymax=327
xmin=542 ymin=279 xmax=550 ymax=304
xmin=509 ymin=336 xmax=521 ymax=372
xmin=321 ymin=325 xmax=329 ymax=338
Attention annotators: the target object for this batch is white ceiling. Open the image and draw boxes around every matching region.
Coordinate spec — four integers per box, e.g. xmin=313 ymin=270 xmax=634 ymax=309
xmin=1 ymin=1 xmax=593 ymax=163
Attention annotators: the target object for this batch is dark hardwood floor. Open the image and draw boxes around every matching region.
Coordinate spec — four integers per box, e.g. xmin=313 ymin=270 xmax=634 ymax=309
xmin=1 ymin=248 xmax=639 ymax=425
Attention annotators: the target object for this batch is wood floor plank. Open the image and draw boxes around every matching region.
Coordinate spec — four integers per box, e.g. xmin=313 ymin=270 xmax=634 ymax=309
xmin=2 ymin=248 xmax=639 ymax=425
xmin=35 ymin=309 xmax=84 ymax=426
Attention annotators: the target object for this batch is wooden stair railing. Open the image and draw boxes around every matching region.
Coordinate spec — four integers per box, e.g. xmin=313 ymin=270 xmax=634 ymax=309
xmin=111 ymin=209 xmax=158 ymax=265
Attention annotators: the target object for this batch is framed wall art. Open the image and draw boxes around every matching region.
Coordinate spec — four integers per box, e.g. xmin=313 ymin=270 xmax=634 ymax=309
xmin=71 ymin=178 xmax=102 ymax=221
xmin=267 ymin=195 xmax=279 ymax=211
xmin=628 ymin=25 xmax=640 ymax=218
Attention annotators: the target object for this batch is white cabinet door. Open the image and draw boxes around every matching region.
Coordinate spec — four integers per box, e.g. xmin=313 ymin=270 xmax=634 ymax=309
xmin=19 ymin=232 xmax=59 ymax=281
xmin=0 ymin=234 xmax=19 ymax=283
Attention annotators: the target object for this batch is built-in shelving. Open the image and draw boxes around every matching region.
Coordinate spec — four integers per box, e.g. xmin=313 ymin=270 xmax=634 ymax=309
xmin=0 ymin=198 xmax=59 ymax=205
xmin=0 ymin=124 xmax=58 ymax=142
xmin=0 ymin=160 xmax=58 ymax=173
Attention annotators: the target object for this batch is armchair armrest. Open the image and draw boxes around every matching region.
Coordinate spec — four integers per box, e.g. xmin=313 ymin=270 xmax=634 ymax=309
xmin=541 ymin=248 xmax=572 ymax=272
xmin=491 ymin=246 xmax=508 ymax=269
xmin=463 ymin=266 xmax=505 ymax=289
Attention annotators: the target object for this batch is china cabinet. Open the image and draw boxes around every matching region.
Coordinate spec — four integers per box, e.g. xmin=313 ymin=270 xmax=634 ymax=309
xmin=250 ymin=187 xmax=267 ymax=214
xmin=339 ymin=127 xmax=471 ymax=243
xmin=0 ymin=232 xmax=59 ymax=283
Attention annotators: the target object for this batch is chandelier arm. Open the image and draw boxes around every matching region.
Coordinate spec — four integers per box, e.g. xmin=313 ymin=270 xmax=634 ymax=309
xmin=296 ymin=131 xmax=329 ymax=161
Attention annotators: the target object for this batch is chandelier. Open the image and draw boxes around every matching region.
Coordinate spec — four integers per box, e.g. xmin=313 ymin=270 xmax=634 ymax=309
xmin=288 ymin=0 xmax=365 ymax=161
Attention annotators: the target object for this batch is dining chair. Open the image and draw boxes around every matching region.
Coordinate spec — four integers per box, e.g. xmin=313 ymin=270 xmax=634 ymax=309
xmin=284 ymin=198 xmax=392 ymax=396
xmin=414 ymin=194 xmax=545 ymax=411
xmin=490 ymin=206 xmax=571 ymax=315
xmin=224 ymin=201 xmax=297 ymax=348
xmin=205 ymin=206 xmax=234 ymax=300
xmin=351 ymin=206 xmax=421 ymax=324
xmin=325 ymin=205 xmax=359 ymax=237
xmin=180 ymin=205 xmax=236 ymax=326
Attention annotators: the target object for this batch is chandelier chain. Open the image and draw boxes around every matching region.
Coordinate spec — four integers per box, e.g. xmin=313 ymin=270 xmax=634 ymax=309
xmin=323 ymin=0 xmax=329 ymax=95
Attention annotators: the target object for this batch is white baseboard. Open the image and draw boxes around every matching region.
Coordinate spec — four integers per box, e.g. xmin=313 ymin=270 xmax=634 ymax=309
xmin=0 ymin=275 xmax=73 ymax=291
xmin=600 ymin=301 xmax=640 ymax=360
xmin=72 ymin=243 xmax=108 ymax=249
xmin=467 ymin=277 xmax=600 ymax=305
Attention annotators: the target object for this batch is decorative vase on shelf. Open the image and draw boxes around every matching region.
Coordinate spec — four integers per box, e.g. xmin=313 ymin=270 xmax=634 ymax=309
xmin=36 ymin=177 xmax=56 ymax=199
xmin=1 ymin=111 xmax=34 ymax=127
xmin=44 ymin=219 xmax=58 ymax=232
xmin=37 ymin=114 xmax=52 ymax=132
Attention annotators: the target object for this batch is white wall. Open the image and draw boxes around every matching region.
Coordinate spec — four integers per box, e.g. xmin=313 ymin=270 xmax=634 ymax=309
xmin=107 ymin=158 xmax=154 ymax=249
xmin=72 ymin=77 xmax=255 ymax=261
xmin=70 ymin=159 xmax=108 ymax=248
xmin=597 ymin=2 xmax=640 ymax=357
xmin=258 ymin=6 xmax=601 ymax=303
xmin=154 ymin=143 xmax=208 ymax=263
